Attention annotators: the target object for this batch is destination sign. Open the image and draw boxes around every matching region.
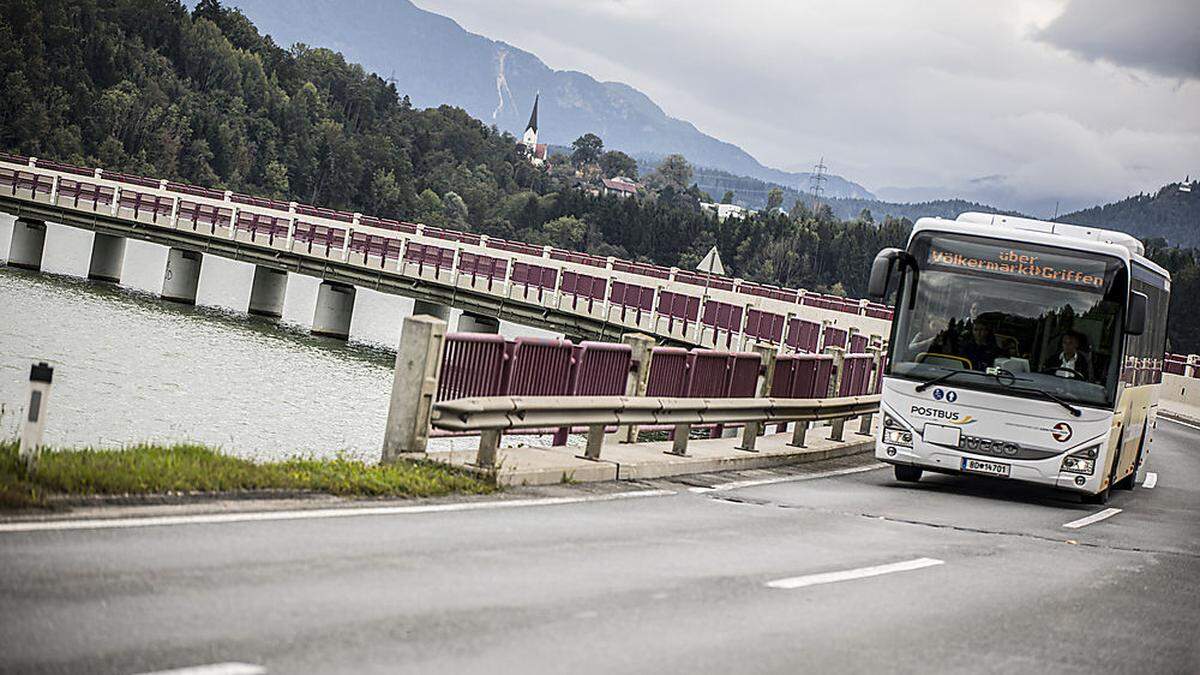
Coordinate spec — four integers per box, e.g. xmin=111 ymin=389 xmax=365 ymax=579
xmin=924 ymin=239 xmax=1111 ymax=289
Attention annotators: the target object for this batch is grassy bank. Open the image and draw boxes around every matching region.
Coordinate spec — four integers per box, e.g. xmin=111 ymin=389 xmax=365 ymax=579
xmin=0 ymin=441 xmax=493 ymax=509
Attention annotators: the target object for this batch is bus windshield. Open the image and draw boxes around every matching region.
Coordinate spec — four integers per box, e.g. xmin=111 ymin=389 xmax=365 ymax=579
xmin=890 ymin=232 xmax=1127 ymax=408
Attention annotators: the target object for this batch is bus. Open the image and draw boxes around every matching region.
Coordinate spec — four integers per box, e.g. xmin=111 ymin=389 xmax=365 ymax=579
xmin=867 ymin=212 xmax=1170 ymax=504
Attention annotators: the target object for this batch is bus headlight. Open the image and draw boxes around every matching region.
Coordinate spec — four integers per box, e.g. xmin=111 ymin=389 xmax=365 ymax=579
xmin=882 ymin=413 xmax=912 ymax=447
xmin=1061 ymin=445 xmax=1099 ymax=475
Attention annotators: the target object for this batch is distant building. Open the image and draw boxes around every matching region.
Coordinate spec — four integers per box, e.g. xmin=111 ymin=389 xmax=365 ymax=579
xmin=601 ymin=176 xmax=639 ymax=198
xmin=521 ymin=94 xmax=547 ymax=166
xmin=700 ymin=202 xmax=755 ymax=221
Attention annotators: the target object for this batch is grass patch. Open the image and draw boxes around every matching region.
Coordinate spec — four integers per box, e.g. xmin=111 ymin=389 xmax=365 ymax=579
xmin=0 ymin=440 xmax=493 ymax=509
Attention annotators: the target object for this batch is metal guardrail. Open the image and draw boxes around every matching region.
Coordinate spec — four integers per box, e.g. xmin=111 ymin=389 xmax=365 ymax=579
xmin=431 ymin=393 xmax=881 ymax=468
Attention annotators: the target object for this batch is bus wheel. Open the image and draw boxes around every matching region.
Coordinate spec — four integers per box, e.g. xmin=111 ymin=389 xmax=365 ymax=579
xmin=894 ymin=465 xmax=923 ymax=482
xmin=1081 ymin=487 xmax=1109 ymax=505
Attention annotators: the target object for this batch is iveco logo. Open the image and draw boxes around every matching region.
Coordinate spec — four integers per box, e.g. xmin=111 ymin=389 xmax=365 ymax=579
xmin=959 ymin=435 xmax=1020 ymax=457
xmin=1052 ymin=422 xmax=1073 ymax=443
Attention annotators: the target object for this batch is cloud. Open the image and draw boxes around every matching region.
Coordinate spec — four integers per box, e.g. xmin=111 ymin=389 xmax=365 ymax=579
xmin=1036 ymin=0 xmax=1200 ymax=80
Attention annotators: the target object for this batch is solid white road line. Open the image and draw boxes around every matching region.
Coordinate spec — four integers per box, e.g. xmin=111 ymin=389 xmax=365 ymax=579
xmin=135 ymin=663 xmax=265 ymax=675
xmin=690 ymin=463 xmax=887 ymax=493
xmin=1161 ymin=416 xmax=1200 ymax=432
xmin=1143 ymin=472 xmax=1158 ymax=489
xmin=1063 ymin=507 xmax=1123 ymax=530
xmin=766 ymin=557 xmax=944 ymax=590
xmin=0 ymin=489 xmax=675 ymax=534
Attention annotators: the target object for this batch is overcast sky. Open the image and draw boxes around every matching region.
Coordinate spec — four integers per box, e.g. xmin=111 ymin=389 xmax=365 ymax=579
xmin=418 ymin=0 xmax=1198 ymax=212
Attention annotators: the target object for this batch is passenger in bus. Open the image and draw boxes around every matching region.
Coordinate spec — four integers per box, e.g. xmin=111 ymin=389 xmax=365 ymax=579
xmin=908 ymin=315 xmax=949 ymax=354
xmin=961 ymin=320 xmax=1006 ymax=370
xmin=1043 ymin=330 xmax=1093 ymax=381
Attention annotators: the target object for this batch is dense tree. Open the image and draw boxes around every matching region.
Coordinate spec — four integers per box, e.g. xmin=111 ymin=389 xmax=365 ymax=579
xmin=647 ymin=154 xmax=693 ymax=192
xmin=570 ymin=133 xmax=603 ymax=168
xmin=766 ymin=187 xmax=784 ymax=211
xmin=598 ymin=149 xmax=637 ymax=179
xmin=721 ymin=190 xmax=735 ymax=204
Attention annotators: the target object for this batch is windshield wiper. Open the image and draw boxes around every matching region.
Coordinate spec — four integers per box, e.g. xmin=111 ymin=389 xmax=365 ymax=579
xmin=914 ymin=368 xmax=970 ymax=392
xmin=913 ymin=365 xmax=1081 ymax=416
xmin=1007 ymin=384 xmax=1082 ymax=417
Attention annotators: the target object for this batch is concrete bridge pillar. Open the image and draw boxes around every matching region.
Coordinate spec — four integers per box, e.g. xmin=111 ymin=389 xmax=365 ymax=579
xmin=162 ymin=247 xmax=202 ymax=304
xmin=312 ymin=281 xmax=356 ymax=339
xmin=87 ymin=233 xmax=126 ymax=283
xmin=248 ymin=265 xmax=288 ymax=318
xmin=412 ymin=299 xmax=450 ymax=321
xmin=456 ymin=312 xmax=500 ymax=334
xmin=7 ymin=218 xmax=47 ymax=270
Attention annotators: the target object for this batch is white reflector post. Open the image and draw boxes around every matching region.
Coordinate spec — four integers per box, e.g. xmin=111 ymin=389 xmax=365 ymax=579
xmin=20 ymin=362 xmax=54 ymax=466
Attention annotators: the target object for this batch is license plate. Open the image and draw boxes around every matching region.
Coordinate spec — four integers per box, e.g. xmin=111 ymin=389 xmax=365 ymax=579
xmin=962 ymin=458 xmax=1010 ymax=477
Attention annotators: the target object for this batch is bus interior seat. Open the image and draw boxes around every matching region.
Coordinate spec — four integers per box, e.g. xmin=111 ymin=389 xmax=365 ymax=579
xmin=917 ymin=353 xmax=970 ymax=369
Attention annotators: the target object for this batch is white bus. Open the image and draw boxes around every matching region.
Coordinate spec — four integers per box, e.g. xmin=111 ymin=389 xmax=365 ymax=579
xmin=868 ymin=213 xmax=1170 ymax=503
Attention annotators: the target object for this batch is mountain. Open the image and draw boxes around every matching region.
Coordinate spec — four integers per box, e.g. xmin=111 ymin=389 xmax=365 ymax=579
xmin=671 ymin=163 xmax=1012 ymax=222
xmin=220 ymin=0 xmax=873 ymax=199
xmin=1058 ymin=181 xmax=1200 ymax=247
xmin=877 ymin=177 xmax=1082 ymax=221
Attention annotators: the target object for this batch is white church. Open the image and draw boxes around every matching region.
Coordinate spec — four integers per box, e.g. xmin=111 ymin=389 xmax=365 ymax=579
xmin=520 ymin=94 xmax=548 ymax=167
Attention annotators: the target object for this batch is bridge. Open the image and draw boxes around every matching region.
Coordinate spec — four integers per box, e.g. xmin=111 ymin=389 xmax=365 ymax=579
xmin=0 ymin=154 xmax=890 ymax=348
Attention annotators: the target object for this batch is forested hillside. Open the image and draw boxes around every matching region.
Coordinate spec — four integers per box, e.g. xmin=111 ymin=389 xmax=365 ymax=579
xmin=1059 ymin=182 xmax=1200 ymax=248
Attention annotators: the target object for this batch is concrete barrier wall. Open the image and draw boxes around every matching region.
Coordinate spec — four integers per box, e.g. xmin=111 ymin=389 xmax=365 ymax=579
xmin=1161 ymin=373 xmax=1200 ymax=423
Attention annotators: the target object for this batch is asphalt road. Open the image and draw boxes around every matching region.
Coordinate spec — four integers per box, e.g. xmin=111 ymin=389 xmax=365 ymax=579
xmin=2 ymin=418 xmax=1198 ymax=675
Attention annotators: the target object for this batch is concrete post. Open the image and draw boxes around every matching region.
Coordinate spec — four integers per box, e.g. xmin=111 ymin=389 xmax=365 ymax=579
xmin=413 ymin=299 xmax=450 ymax=321
xmin=666 ymin=423 xmax=691 ymax=456
xmin=248 ymin=265 xmax=288 ymax=318
xmin=789 ymin=421 xmax=810 ymax=448
xmin=856 ymin=346 xmax=884 ymax=436
xmin=162 ymin=247 xmax=202 ymax=304
xmin=87 ymin=232 xmax=126 ymax=283
xmin=7 ymin=218 xmax=47 ymax=270
xmin=457 ymin=312 xmax=500 ymax=334
xmin=382 ymin=314 xmax=448 ymax=461
xmin=579 ymin=424 xmax=605 ymax=461
xmin=476 ymin=429 xmax=501 ymax=469
xmin=620 ymin=333 xmax=657 ymax=443
xmin=827 ymin=346 xmax=847 ymax=441
xmin=312 ymin=281 xmax=356 ymax=339
xmin=19 ymin=362 xmax=53 ymax=468
xmin=738 ymin=344 xmax=778 ymax=452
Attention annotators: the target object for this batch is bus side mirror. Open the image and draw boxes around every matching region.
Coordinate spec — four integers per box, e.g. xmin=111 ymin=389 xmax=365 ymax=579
xmin=1126 ymin=291 xmax=1147 ymax=336
xmin=868 ymin=248 xmax=905 ymax=299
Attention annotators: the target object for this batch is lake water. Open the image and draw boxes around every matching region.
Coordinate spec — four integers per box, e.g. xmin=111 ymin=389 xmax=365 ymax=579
xmin=0 ymin=216 xmax=560 ymax=461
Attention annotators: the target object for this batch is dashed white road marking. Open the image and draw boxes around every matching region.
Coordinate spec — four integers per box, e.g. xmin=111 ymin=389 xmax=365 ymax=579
xmin=135 ymin=663 xmax=265 ymax=675
xmin=690 ymin=463 xmax=886 ymax=493
xmin=1161 ymin=416 xmax=1200 ymax=432
xmin=0 ymin=489 xmax=675 ymax=534
xmin=766 ymin=557 xmax=944 ymax=590
xmin=1143 ymin=472 xmax=1158 ymax=489
xmin=1063 ymin=507 xmax=1123 ymax=530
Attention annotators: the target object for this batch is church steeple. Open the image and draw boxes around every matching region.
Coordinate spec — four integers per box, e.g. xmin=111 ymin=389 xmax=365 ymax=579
xmin=525 ymin=93 xmax=539 ymax=134
xmin=520 ymin=93 xmax=545 ymax=166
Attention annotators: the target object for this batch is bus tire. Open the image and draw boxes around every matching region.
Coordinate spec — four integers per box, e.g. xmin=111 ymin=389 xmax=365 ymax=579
xmin=894 ymin=465 xmax=923 ymax=482
xmin=1082 ymin=486 xmax=1110 ymax=505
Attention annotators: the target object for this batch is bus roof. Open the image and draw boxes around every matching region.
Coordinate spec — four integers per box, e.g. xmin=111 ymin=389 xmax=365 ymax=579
xmin=910 ymin=213 xmax=1170 ymax=281
xmin=955 ymin=212 xmax=1145 ymax=256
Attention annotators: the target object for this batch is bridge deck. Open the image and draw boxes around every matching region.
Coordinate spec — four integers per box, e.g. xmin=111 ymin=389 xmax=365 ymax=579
xmin=0 ymin=156 xmax=890 ymax=348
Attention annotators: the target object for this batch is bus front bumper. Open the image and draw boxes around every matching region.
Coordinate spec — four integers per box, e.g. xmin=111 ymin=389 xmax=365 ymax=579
xmin=876 ymin=444 xmax=1105 ymax=494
